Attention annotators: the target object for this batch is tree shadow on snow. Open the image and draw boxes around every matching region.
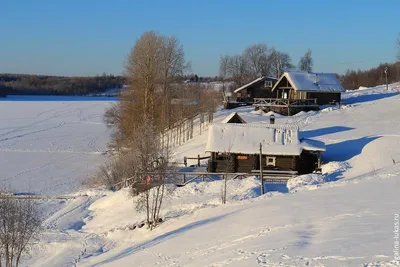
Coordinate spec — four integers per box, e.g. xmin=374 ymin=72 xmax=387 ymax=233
xmin=343 ymin=92 xmax=400 ymax=105
xmin=324 ymin=136 xmax=380 ymax=162
xmin=92 ymin=211 xmax=239 ymax=266
xmin=301 ymin=126 xmax=355 ymax=139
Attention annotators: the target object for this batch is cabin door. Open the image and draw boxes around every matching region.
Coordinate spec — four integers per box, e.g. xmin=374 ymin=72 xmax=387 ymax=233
xmin=282 ymin=90 xmax=288 ymax=99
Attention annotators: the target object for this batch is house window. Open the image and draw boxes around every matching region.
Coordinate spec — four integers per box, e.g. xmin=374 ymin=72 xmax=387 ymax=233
xmin=237 ymin=93 xmax=242 ymax=97
xmin=266 ymin=156 xmax=276 ymax=166
xmin=264 ymin=80 xmax=273 ymax=88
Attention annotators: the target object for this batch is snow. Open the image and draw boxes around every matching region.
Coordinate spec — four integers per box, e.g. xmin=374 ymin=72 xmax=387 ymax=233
xmin=3 ymin=83 xmax=400 ymax=266
xmin=0 ymin=96 xmax=114 ymax=195
xmin=205 ymin=123 xmax=325 ymax=156
xmin=273 ymin=71 xmax=345 ymax=92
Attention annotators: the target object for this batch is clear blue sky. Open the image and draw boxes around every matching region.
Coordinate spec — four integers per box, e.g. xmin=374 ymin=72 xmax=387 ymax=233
xmin=1 ymin=0 xmax=399 ymax=77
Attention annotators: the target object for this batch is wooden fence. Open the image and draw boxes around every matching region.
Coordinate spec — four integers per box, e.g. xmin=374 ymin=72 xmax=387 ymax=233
xmin=112 ymin=170 xmax=297 ymax=191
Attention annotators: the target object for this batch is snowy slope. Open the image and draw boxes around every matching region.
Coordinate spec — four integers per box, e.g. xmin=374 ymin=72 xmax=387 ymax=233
xmin=0 ymin=96 xmax=114 ymax=195
xmin=5 ymin=84 xmax=400 ymax=266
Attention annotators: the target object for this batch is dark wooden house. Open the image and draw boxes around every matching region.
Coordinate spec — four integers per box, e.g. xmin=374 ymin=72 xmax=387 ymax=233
xmin=205 ymin=123 xmax=325 ymax=174
xmin=272 ymin=71 xmax=344 ymax=105
xmin=253 ymin=71 xmax=345 ymax=115
xmin=234 ymin=76 xmax=278 ymax=102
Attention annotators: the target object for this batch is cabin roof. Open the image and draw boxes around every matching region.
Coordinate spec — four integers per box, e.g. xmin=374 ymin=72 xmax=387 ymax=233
xmin=205 ymin=123 xmax=325 ymax=156
xmin=272 ymin=71 xmax=345 ymax=93
xmin=221 ymin=112 xmax=246 ymax=124
xmin=233 ymin=76 xmax=278 ymax=93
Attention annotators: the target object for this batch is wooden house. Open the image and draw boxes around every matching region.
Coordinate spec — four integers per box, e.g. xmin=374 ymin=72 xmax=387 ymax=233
xmin=253 ymin=71 xmax=345 ymax=115
xmin=205 ymin=123 xmax=325 ymax=174
xmin=225 ymin=76 xmax=278 ymax=109
xmin=233 ymin=76 xmax=278 ymax=102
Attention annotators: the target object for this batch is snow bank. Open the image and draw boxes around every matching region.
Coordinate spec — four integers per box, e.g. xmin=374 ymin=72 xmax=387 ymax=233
xmin=286 ymin=174 xmax=326 ymax=192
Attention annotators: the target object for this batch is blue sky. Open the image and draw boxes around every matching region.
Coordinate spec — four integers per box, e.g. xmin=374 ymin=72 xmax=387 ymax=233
xmin=1 ymin=0 xmax=399 ymax=76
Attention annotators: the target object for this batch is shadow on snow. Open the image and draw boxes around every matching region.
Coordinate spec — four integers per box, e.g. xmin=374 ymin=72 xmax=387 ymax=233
xmin=92 ymin=211 xmax=239 ymax=266
xmin=343 ymin=91 xmax=400 ymax=105
xmin=301 ymin=126 xmax=355 ymax=139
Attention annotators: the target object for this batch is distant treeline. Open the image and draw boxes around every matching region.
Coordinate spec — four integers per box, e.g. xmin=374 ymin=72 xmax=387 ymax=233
xmin=341 ymin=62 xmax=400 ymax=90
xmin=0 ymin=73 xmax=125 ymax=95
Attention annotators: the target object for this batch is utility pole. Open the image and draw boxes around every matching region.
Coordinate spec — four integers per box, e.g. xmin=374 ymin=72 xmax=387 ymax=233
xmin=259 ymin=143 xmax=264 ymax=195
xmin=385 ymin=66 xmax=388 ymax=91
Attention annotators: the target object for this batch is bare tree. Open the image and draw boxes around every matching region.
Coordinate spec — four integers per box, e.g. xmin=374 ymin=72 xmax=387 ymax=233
xmin=299 ymin=49 xmax=313 ymax=72
xmin=159 ymin=36 xmax=191 ymax=129
xmin=0 ymin=194 xmax=42 ymax=267
xmin=219 ymin=55 xmax=230 ymax=100
xmin=270 ymin=49 xmax=294 ymax=78
xmin=397 ymin=33 xmax=400 ymax=62
xmin=227 ymin=55 xmax=249 ymax=87
xmin=243 ymin=43 xmax=270 ymax=78
xmin=130 ymin=116 xmax=174 ymax=229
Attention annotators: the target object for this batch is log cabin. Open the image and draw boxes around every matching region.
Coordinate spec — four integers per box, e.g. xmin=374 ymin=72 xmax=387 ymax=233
xmin=225 ymin=76 xmax=278 ymax=109
xmin=272 ymin=71 xmax=345 ymax=105
xmin=205 ymin=123 xmax=325 ymax=174
xmin=253 ymin=71 xmax=345 ymax=115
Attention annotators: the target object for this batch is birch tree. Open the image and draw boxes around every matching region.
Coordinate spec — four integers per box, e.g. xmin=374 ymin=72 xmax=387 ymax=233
xmin=299 ymin=49 xmax=313 ymax=72
xmin=270 ymin=49 xmax=294 ymax=78
xmin=243 ymin=43 xmax=270 ymax=78
xmin=0 ymin=195 xmax=42 ymax=267
xmin=397 ymin=33 xmax=400 ymax=62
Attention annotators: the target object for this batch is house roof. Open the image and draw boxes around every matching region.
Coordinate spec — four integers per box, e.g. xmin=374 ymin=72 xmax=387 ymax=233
xmin=205 ymin=123 xmax=325 ymax=156
xmin=272 ymin=71 xmax=345 ymax=93
xmin=233 ymin=76 xmax=278 ymax=93
xmin=221 ymin=112 xmax=246 ymax=124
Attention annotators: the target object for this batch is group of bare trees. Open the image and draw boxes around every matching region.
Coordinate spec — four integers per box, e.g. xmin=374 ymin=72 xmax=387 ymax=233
xmin=219 ymin=44 xmax=294 ymax=88
xmin=100 ymin=31 xmax=220 ymax=229
xmin=219 ymin=43 xmax=315 ymax=89
xmin=0 ymin=194 xmax=42 ymax=267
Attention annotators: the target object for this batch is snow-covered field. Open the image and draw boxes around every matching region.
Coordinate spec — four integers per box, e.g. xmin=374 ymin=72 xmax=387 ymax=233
xmin=0 ymin=95 xmax=115 ymax=195
xmin=2 ymin=84 xmax=400 ymax=266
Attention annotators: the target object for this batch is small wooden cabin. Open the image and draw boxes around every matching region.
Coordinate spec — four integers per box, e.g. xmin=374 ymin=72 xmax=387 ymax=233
xmin=221 ymin=112 xmax=246 ymax=124
xmin=272 ymin=71 xmax=345 ymax=105
xmin=205 ymin=123 xmax=325 ymax=174
xmin=233 ymin=76 xmax=278 ymax=103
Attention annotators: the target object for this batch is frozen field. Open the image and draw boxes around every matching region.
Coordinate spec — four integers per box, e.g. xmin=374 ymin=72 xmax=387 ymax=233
xmin=0 ymin=95 xmax=115 ymax=195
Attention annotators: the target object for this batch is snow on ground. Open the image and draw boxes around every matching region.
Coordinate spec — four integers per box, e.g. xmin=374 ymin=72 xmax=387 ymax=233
xmin=3 ymin=83 xmax=400 ymax=266
xmin=0 ymin=95 xmax=115 ymax=195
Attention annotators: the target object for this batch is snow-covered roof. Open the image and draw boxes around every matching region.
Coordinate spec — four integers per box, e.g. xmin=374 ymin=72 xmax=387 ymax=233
xmin=234 ymin=76 xmax=278 ymax=93
xmin=205 ymin=123 xmax=325 ymax=156
xmin=272 ymin=71 xmax=345 ymax=93
xmin=221 ymin=112 xmax=246 ymax=124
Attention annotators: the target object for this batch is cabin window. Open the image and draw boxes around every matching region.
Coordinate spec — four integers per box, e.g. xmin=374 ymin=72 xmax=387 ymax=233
xmin=266 ymin=156 xmax=276 ymax=166
xmin=237 ymin=93 xmax=242 ymax=97
xmin=264 ymin=80 xmax=273 ymax=88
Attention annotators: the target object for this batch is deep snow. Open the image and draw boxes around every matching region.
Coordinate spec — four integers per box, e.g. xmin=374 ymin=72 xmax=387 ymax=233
xmin=2 ymin=83 xmax=400 ymax=266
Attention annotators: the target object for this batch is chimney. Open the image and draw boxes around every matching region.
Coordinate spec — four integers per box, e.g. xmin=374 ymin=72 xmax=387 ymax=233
xmin=314 ymin=73 xmax=318 ymax=85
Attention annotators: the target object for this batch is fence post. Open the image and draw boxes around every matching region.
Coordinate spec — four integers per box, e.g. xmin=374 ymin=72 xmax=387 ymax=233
xmin=197 ymin=154 xmax=200 ymax=167
xmin=183 ymin=173 xmax=186 ymax=184
xmin=184 ymin=156 xmax=187 ymax=167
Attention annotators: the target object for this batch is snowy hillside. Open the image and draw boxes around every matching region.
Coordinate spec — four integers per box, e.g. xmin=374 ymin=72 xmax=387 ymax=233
xmin=2 ymin=83 xmax=400 ymax=266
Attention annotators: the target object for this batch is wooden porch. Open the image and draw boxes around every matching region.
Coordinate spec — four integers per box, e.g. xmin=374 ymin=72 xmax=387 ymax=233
xmin=253 ymin=98 xmax=320 ymax=115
